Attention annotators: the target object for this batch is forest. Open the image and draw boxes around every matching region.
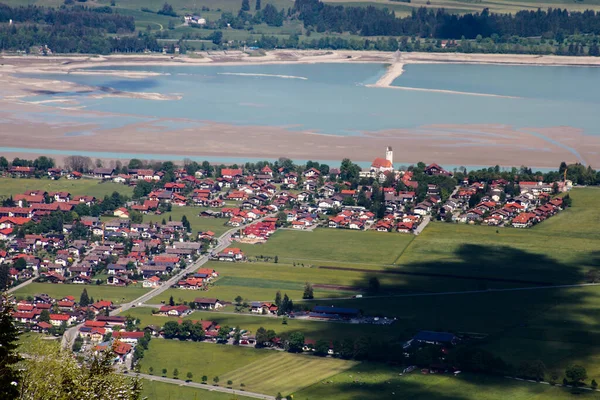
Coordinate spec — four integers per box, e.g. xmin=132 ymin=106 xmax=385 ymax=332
xmin=294 ymin=0 xmax=600 ymax=39
xmin=0 ymin=3 xmax=159 ymax=53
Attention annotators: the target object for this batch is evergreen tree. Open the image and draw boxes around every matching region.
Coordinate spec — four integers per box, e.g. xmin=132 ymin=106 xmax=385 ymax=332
xmin=255 ymin=0 xmax=261 ymax=10
xmin=241 ymin=0 xmax=250 ymax=11
xmin=0 ymin=294 xmax=21 ymax=400
xmin=39 ymin=309 xmax=51 ymax=323
xmin=303 ymin=282 xmax=314 ymax=299
xmin=169 ymin=295 xmax=175 ymax=306
xmin=80 ymin=288 xmax=90 ymax=307
xmin=275 ymin=291 xmax=282 ymax=308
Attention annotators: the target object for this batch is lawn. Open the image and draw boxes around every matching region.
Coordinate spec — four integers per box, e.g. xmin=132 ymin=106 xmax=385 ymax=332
xmin=294 ymin=363 xmax=600 ymax=400
xmin=394 ymin=187 xmax=600 ymax=285
xmin=143 ymin=206 xmax=229 ymax=236
xmin=12 ymin=282 xmax=149 ymax=304
xmin=237 ymin=229 xmax=414 ymax=266
xmin=0 ymin=177 xmax=132 ymax=198
xmin=220 ymin=352 xmax=357 ymax=396
xmin=141 ymin=379 xmax=255 ymax=400
xmin=140 ymin=340 xmax=272 ymax=379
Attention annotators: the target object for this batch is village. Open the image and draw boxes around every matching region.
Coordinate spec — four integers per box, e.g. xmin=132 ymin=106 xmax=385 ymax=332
xmin=0 ymin=149 xmax=580 ymax=394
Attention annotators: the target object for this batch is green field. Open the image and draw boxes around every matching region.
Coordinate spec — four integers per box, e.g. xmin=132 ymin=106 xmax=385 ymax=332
xmin=220 ymin=352 xmax=357 ymax=395
xmin=141 ymin=379 xmax=255 ymax=400
xmin=0 ymin=177 xmax=133 ymax=198
xmin=12 ymin=282 xmax=149 ymax=304
xmin=140 ymin=340 xmax=272 ymax=378
xmin=143 ymin=206 xmax=229 ymax=236
xmin=238 ymin=229 xmax=414 ymax=266
xmin=295 ymin=364 xmax=600 ymax=400
xmin=141 ymin=340 xmax=356 ymax=396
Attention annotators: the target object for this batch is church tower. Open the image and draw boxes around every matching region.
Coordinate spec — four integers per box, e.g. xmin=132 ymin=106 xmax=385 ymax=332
xmin=385 ymin=146 xmax=393 ymax=165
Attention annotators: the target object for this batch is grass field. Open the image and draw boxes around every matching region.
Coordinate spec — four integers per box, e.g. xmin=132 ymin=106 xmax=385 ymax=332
xmin=141 ymin=379 xmax=255 ymax=400
xmin=238 ymin=229 xmax=414 ymax=266
xmin=295 ymin=364 xmax=600 ymax=400
xmin=12 ymin=282 xmax=149 ymax=304
xmin=220 ymin=352 xmax=357 ymax=395
xmin=0 ymin=177 xmax=133 ymax=198
xmin=143 ymin=206 xmax=229 ymax=236
xmin=140 ymin=340 xmax=272 ymax=378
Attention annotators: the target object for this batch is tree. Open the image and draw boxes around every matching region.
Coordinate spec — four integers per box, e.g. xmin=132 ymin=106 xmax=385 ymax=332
xmin=79 ymin=288 xmax=90 ymax=307
xmin=213 ymin=376 xmax=220 ymax=385
xmin=0 ymin=294 xmax=21 ymax=400
xmin=17 ymin=337 xmax=142 ymax=400
xmin=227 ymin=380 xmax=233 ymax=387
xmin=235 ymin=295 xmax=243 ymax=305
xmin=162 ymin=321 xmax=180 ymax=339
xmin=286 ymin=331 xmax=305 ymax=353
xmin=275 ymin=291 xmax=282 ymax=308
xmin=186 ymin=372 xmax=193 ymax=381
xmin=162 ymin=368 xmax=167 ymax=376
xmin=592 ymin=379 xmax=598 ymax=389
xmin=181 ymin=215 xmax=191 ymax=232
xmin=566 ymin=365 xmax=587 ymax=385
xmin=368 ymin=276 xmax=380 ymax=293
xmin=255 ymin=0 xmax=261 ymax=10
xmin=241 ymin=0 xmax=250 ymax=11
xmin=276 ymin=393 xmax=283 ymax=400
xmin=314 ymin=339 xmax=330 ymax=356
xmin=148 ymin=366 xmax=154 ymax=375
xmin=303 ymin=282 xmax=314 ymax=299
xmin=39 ymin=309 xmax=50 ymax=323
xmin=173 ymin=368 xmax=179 ymax=379
xmin=169 ymin=295 xmax=175 ymax=306
xmin=130 ymin=210 xmax=143 ymax=224
xmin=202 ymin=375 xmax=208 ymax=384
xmin=158 ymin=2 xmax=177 ymax=16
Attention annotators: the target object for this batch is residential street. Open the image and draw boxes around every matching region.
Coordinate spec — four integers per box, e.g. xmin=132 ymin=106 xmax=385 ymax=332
xmin=128 ymin=373 xmax=276 ymax=400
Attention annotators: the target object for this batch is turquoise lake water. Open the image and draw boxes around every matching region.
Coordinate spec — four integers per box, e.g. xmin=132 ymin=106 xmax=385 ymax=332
xmin=21 ymin=62 xmax=600 ymax=136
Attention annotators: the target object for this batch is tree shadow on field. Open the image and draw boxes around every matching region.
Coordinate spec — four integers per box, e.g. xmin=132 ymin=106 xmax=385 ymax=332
xmin=293 ymin=244 xmax=600 ymax=398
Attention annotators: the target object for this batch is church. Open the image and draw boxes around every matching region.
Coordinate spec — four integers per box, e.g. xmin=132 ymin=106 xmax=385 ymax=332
xmin=370 ymin=147 xmax=394 ymax=173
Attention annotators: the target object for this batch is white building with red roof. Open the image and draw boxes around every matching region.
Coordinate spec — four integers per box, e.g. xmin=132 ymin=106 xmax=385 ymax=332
xmin=370 ymin=146 xmax=394 ymax=173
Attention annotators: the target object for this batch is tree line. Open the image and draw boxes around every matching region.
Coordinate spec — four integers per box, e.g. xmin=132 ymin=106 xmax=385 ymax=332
xmin=293 ymin=0 xmax=600 ymax=40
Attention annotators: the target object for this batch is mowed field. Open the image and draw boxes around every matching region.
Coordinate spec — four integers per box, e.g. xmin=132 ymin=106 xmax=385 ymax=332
xmin=238 ymin=229 xmax=414 ymax=266
xmin=295 ymin=364 xmax=600 ymax=400
xmin=0 ymin=177 xmax=133 ymax=198
xmin=140 ymin=340 xmax=356 ymax=396
xmin=220 ymin=352 xmax=358 ymax=395
xmin=143 ymin=206 xmax=229 ymax=236
xmin=12 ymin=282 xmax=149 ymax=304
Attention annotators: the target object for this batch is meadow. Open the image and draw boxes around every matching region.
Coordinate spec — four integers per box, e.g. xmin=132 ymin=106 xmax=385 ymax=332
xmin=295 ymin=364 xmax=600 ymax=400
xmin=237 ymin=229 xmax=414 ymax=266
xmin=143 ymin=206 xmax=229 ymax=236
xmin=140 ymin=340 xmax=272 ymax=378
xmin=140 ymin=340 xmax=356 ymax=396
xmin=220 ymin=352 xmax=358 ymax=395
xmin=0 ymin=177 xmax=133 ymax=198
xmin=12 ymin=282 xmax=149 ymax=304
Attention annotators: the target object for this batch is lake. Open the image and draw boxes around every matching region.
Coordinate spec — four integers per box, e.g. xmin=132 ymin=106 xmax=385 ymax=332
xmin=22 ymin=62 xmax=600 ymax=136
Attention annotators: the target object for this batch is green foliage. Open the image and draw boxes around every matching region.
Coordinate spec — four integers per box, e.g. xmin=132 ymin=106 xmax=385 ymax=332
xmin=302 ymin=282 xmax=314 ymax=299
xmin=79 ymin=288 xmax=90 ymax=307
xmin=565 ymin=364 xmax=587 ymax=384
xmin=0 ymin=295 xmax=21 ymax=399
xmin=286 ymin=331 xmax=305 ymax=353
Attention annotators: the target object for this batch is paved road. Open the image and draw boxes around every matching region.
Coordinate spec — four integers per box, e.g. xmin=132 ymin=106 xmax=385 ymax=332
xmin=130 ymin=372 xmax=276 ymax=400
xmin=62 ymin=216 xmax=272 ymax=348
xmin=413 ymin=215 xmax=430 ymax=235
xmin=6 ymin=272 xmax=37 ymax=294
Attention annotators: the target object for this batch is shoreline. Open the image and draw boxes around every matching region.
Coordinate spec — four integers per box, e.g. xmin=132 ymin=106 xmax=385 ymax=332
xmin=1 ymin=50 xmax=600 ymax=169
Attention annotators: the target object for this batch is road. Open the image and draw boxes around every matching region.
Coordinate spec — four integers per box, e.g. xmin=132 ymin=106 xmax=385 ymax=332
xmin=128 ymin=373 xmax=276 ymax=400
xmin=6 ymin=272 xmax=37 ymax=294
xmin=62 ymin=216 xmax=272 ymax=348
xmin=413 ymin=215 xmax=430 ymax=235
